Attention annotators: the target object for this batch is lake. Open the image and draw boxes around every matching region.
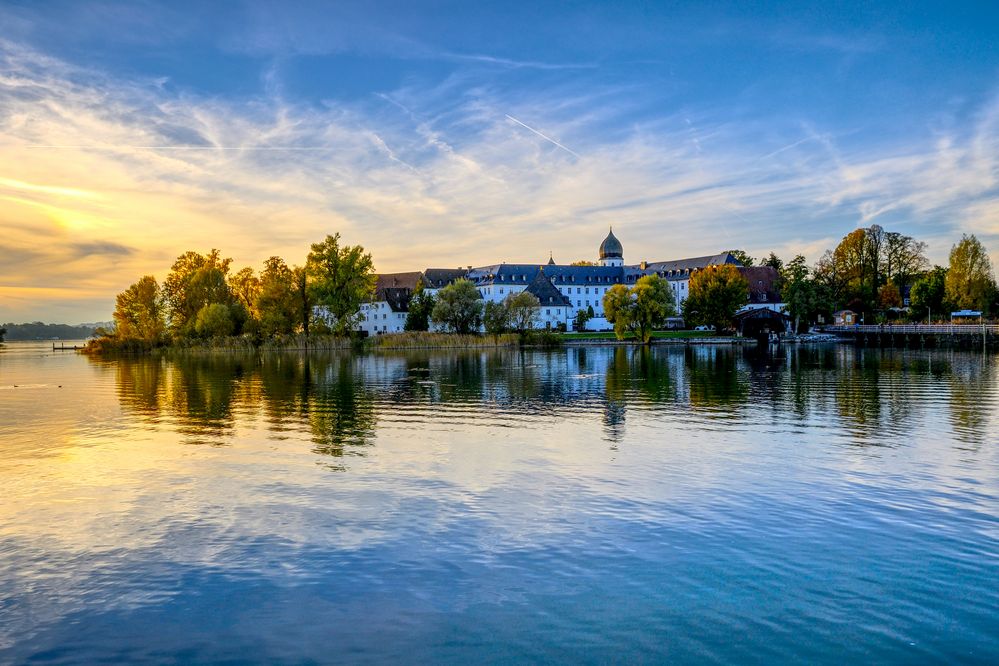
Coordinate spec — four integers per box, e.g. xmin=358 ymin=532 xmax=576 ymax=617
xmin=1 ymin=341 xmax=998 ymax=663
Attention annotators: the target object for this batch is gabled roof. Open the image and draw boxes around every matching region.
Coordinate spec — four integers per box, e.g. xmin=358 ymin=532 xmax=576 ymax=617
xmin=375 ymin=271 xmax=421 ymax=292
xmin=525 ymin=268 xmax=572 ymax=307
xmin=372 ymin=272 xmax=421 ymax=312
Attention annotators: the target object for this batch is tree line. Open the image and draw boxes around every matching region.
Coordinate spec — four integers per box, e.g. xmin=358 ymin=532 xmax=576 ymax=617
xmin=731 ymin=228 xmax=997 ymax=331
xmin=107 ymin=234 xmax=375 ymax=348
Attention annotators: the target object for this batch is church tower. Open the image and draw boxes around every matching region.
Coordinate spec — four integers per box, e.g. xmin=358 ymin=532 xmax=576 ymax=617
xmin=598 ymin=227 xmax=624 ymax=267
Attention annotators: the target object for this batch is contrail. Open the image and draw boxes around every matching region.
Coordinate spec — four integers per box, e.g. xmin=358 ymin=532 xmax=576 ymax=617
xmin=504 ymin=114 xmax=580 ymax=158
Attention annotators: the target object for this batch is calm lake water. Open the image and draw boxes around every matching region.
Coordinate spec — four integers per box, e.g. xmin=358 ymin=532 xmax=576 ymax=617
xmin=1 ymin=340 xmax=998 ymax=663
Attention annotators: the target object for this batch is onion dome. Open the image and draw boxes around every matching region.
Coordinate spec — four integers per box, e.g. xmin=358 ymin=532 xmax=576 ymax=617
xmin=598 ymin=227 xmax=623 ymax=259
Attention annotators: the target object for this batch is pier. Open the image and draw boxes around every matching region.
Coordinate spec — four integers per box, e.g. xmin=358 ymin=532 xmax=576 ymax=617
xmin=823 ymin=324 xmax=999 ymax=349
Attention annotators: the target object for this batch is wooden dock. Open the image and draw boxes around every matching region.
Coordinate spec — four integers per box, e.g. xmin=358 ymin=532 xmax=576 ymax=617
xmin=822 ymin=324 xmax=999 ymax=349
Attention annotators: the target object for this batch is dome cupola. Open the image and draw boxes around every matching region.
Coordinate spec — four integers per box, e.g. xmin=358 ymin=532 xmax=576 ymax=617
xmin=598 ymin=227 xmax=624 ymax=266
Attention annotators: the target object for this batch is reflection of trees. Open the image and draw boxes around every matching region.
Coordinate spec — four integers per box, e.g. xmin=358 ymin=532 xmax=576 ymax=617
xmin=948 ymin=355 xmax=992 ymax=447
xmin=92 ymin=343 xmax=997 ymax=457
xmin=303 ymin=356 xmax=378 ymax=459
xmin=685 ymin=346 xmax=748 ymax=409
xmin=114 ymin=356 xmax=165 ymax=415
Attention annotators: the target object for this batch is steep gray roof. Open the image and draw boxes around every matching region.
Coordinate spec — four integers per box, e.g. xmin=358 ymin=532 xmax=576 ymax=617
xmin=525 ymin=268 xmax=572 ymax=307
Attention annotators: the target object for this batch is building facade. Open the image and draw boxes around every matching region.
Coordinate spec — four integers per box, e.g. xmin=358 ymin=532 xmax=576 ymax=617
xmin=337 ymin=229 xmax=784 ymax=334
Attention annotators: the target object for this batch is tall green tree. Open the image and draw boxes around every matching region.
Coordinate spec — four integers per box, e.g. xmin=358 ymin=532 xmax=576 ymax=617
xmin=945 ymin=234 xmax=995 ymax=312
xmin=910 ymin=266 xmax=948 ymax=321
xmin=762 ymin=252 xmax=784 ymax=273
xmin=682 ymin=265 xmax=748 ymax=332
xmin=727 ymin=249 xmax=756 ymax=266
xmin=573 ymin=308 xmax=591 ymax=332
xmin=256 ymin=257 xmax=299 ymax=335
xmin=505 ymin=291 xmax=540 ymax=333
xmin=306 ymin=234 xmax=376 ymax=335
xmin=404 ymin=279 xmax=435 ymax=332
xmin=431 ymin=279 xmax=483 ymax=334
xmin=114 ymin=275 xmax=165 ymax=342
xmin=602 ymin=274 xmax=676 ymax=343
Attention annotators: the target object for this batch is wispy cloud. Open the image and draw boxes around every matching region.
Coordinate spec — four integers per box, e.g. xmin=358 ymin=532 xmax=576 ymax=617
xmin=1 ymin=37 xmax=997 ymax=322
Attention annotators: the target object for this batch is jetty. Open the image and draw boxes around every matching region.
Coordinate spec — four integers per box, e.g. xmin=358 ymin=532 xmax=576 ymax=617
xmin=822 ymin=324 xmax=999 ymax=349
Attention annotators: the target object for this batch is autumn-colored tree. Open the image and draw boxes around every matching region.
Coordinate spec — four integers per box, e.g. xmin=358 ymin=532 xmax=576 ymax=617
xmin=878 ymin=282 xmax=902 ymax=309
xmin=228 ymin=267 xmax=261 ymax=319
xmin=682 ymin=265 xmax=749 ymax=332
xmin=114 ymin=275 xmax=165 ymax=342
xmin=602 ymin=274 xmax=676 ymax=343
xmin=306 ymin=234 xmax=376 ymax=335
xmin=945 ymin=234 xmax=995 ymax=312
xmin=256 ymin=257 xmax=299 ymax=335
xmin=162 ymin=249 xmax=234 ymax=336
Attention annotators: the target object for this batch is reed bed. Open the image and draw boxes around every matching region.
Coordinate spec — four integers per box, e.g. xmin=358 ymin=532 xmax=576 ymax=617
xmin=367 ymin=332 xmax=520 ymax=349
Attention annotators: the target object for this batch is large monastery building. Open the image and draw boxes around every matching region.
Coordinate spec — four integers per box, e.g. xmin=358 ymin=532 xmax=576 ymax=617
xmin=354 ymin=229 xmax=783 ymax=334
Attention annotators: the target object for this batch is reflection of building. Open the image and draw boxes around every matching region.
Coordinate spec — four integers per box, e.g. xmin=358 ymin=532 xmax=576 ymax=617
xmin=342 ymin=229 xmax=784 ymax=334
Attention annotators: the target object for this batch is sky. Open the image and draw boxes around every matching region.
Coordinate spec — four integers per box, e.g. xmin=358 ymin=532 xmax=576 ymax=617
xmin=1 ymin=0 xmax=998 ymax=323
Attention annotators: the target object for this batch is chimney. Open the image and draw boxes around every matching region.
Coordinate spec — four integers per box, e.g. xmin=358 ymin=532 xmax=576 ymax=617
xmin=640 ymin=261 xmax=647 ymax=270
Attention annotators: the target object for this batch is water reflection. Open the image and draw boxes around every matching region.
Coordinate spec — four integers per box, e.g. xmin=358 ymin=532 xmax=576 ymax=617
xmin=89 ymin=344 xmax=999 ymax=458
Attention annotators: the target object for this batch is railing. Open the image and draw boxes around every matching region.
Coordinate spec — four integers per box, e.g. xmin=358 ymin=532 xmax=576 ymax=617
xmin=822 ymin=324 xmax=999 ymax=335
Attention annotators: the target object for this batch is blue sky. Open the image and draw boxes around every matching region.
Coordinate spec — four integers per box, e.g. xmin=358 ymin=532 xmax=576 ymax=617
xmin=1 ymin=0 xmax=998 ymax=321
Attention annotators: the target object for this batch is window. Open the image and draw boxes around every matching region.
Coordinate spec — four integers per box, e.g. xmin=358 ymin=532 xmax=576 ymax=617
xmin=546 ymin=309 xmax=551 ymax=315
xmin=577 ymin=300 xmax=581 ymax=306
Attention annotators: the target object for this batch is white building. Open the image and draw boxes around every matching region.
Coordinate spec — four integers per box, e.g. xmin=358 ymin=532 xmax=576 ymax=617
xmin=340 ymin=229 xmax=784 ymax=334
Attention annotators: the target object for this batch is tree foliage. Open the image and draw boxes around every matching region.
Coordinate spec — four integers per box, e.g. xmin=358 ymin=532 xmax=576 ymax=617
xmin=306 ymin=234 xmax=376 ymax=335
xmin=483 ymin=300 xmax=509 ymax=335
xmin=506 ymin=291 xmax=540 ymax=333
xmin=404 ymin=280 xmax=435 ymax=332
xmin=573 ymin=308 xmax=591 ymax=332
xmin=194 ymin=303 xmax=234 ymax=338
xmin=682 ymin=265 xmax=748 ymax=332
xmin=910 ymin=266 xmax=948 ymax=320
xmin=726 ymin=249 xmax=755 ymax=266
xmin=114 ymin=275 xmax=165 ymax=342
xmin=228 ymin=267 xmax=261 ymax=320
xmin=762 ymin=252 xmax=784 ymax=272
xmin=255 ymin=257 xmax=299 ymax=335
xmin=431 ymin=279 xmax=483 ymax=334
xmin=163 ymin=249 xmax=234 ymax=336
xmin=602 ymin=274 xmax=676 ymax=343
xmin=946 ymin=234 xmax=995 ymax=313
